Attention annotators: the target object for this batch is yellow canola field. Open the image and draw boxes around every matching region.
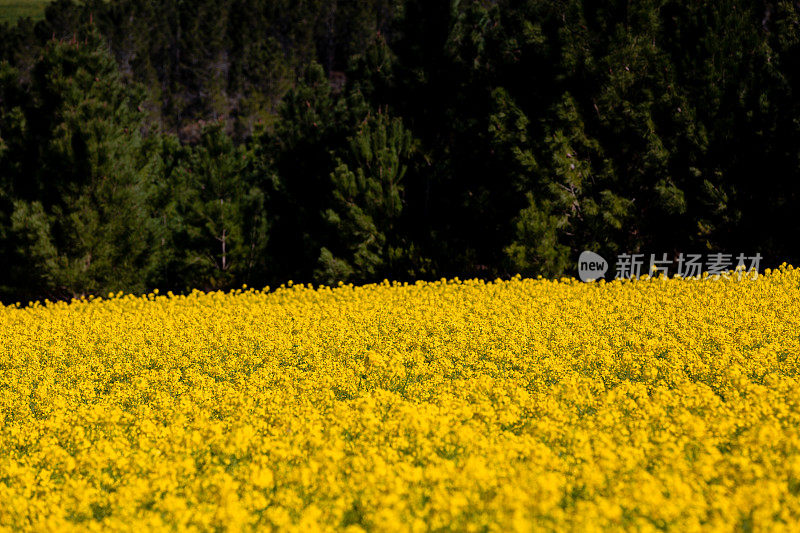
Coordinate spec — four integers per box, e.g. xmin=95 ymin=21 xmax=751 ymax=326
xmin=2 ymin=268 xmax=800 ymax=532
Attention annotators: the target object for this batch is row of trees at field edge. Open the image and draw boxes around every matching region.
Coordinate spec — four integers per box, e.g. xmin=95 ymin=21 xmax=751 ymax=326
xmin=1 ymin=0 xmax=799 ymax=303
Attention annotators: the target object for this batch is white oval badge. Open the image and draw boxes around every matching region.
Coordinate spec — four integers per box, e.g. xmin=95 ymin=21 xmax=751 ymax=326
xmin=578 ymin=251 xmax=608 ymax=282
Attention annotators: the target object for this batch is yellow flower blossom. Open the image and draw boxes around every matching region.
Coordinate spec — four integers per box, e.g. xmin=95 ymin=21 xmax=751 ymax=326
xmin=1 ymin=266 xmax=800 ymax=530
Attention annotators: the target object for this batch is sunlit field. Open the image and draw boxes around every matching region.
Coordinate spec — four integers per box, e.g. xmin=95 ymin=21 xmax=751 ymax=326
xmin=0 ymin=0 xmax=48 ymax=23
xmin=2 ymin=268 xmax=800 ymax=531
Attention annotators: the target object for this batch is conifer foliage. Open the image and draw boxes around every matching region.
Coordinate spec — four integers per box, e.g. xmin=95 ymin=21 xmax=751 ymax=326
xmin=1 ymin=1 xmax=799 ymax=301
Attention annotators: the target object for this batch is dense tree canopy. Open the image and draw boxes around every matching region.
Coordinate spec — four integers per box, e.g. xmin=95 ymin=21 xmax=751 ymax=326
xmin=1 ymin=0 xmax=798 ymax=302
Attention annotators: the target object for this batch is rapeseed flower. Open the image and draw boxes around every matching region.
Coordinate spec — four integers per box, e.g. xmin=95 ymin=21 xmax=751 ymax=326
xmin=0 ymin=266 xmax=799 ymax=530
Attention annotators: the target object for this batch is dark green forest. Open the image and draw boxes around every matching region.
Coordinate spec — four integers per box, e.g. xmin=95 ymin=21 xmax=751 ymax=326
xmin=1 ymin=0 xmax=799 ymax=302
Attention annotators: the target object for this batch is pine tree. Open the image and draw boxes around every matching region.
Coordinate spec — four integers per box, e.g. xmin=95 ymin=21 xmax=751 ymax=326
xmin=157 ymin=123 xmax=268 ymax=291
xmin=0 ymin=30 xmax=160 ymax=301
xmin=252 ymin=62 xmax=369 ymax=284
xmin=316 ymin=111 xmax=417 ymax=283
